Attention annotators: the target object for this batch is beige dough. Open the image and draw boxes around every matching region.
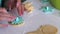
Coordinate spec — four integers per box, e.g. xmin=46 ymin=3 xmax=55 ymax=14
xmin=24 ymin=2 xmax=32 ymax=8
xmin=27 ymin=6 xmax=34 ymax=12
xmin=27 ymin=25 xmax=58 ymax=34
xmin=24 ymin=2 xmax=34 ymax=13
xmin=41 ymin=25 xmax=58 ymax=34
xmin=26 ymin=31 xmax=38 ymax=34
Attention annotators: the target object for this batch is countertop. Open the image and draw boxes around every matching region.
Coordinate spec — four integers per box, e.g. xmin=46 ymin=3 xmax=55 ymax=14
xmin=0 ymin=0 xmax=60 ymax=34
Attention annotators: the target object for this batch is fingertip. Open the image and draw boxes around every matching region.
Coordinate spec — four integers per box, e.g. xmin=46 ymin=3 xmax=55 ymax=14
xmin=0 ymin=8 xmax=8 ymax=13
xmin=0 ymin=24 xmax=8 ymax=27
xmin=8 ymin=16 xmax=16 ymax=22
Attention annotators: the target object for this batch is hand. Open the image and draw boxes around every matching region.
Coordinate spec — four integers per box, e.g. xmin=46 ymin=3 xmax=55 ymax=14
xmin=0 ymin=8 xmax=16 ymax=22
xmin=4 ymin=0 xmax=24 ymax=16
xmin=16 ymin=0 xmax=24 ymax=16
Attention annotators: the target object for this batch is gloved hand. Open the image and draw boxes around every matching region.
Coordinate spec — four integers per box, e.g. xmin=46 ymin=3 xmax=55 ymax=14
xmin=0 ymin=8 xmax=16 ymax=22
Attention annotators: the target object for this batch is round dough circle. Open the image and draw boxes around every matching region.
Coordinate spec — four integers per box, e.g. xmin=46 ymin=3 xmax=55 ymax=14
xmin=41 ymin=25 xmax=58 ymax=34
